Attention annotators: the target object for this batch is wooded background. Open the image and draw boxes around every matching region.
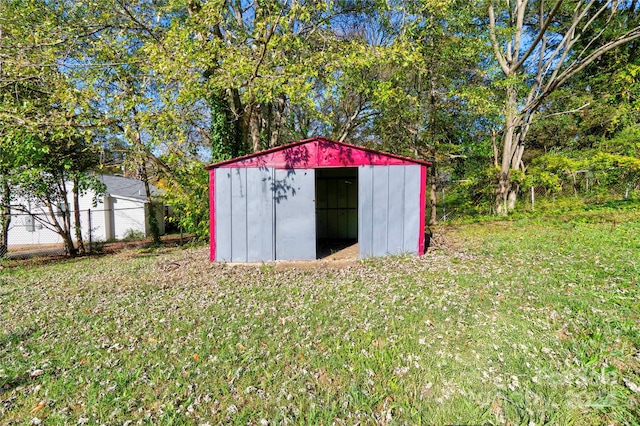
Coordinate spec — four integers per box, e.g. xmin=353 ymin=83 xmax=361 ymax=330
xmin=1 ymin=0 xmax=639 ymax=255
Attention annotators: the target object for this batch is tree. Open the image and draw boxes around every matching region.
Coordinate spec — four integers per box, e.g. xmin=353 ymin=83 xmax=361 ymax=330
xmin=4 ymin=130 xmax=104 ymax=256
xmin=0 ymin=0 xmax=109 ymax=255
xmin=0 ymin=155 xmax=13 ymax=257
xmin=487 ymin=0 xmax=640 ymax=214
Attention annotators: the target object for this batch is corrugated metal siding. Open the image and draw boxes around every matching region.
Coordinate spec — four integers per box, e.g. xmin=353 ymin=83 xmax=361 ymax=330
xmin=274 ymin=169 xmax=316 ymax=260
xmin=215 ymin=168 xmax=233 ymax=261
xmin=215 ymin=167 xmax=275 ymax=262
xmin=230 ymin=168 xmax=248 ymax=261
xmin=371 ymin=166 xmax=389 ymax=252
xmin=402 ymin=166 xmax=421 ymax=253
xmin=247 ymin=168 xmax=275 ymax=261
xmin=358 ymin=165 xmax=421 ymax=257
xmin=215 ymin=165 xmax=421 ymax=262
xmin=387 ymin=166 xmax=405 ymax=252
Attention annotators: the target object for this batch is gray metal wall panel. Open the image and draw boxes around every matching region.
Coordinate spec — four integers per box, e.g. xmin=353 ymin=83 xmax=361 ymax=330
xmin=246 ymin=168 xmax=275 ymax=262
xmin=230 ymin=168 xmax=248 ymax=262
xmin=358 ymin=166 xmax=374 ymax=257
xmin=403 ymin=165 xmax=421 ymax=254
xmin=371 ymin=166 xmax=389 ymax=256
xmin=358 ymin=165 xmax=421 ymax=258
xmin=215 ymin=169 xmax=233 ymax=261
xmin=274 ymin=169 xmax=316 ymax=260
xmin=387 ymin=167 xmax=405 ymax=254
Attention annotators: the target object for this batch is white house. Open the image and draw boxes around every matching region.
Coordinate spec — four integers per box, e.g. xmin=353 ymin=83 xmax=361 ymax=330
xmin=7 ymin=175 xmax=165 ymax=247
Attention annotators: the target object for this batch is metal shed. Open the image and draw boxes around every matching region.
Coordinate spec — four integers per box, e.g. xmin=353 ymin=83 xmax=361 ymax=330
xmin=207 ymin=137 xmax=430 ymax=262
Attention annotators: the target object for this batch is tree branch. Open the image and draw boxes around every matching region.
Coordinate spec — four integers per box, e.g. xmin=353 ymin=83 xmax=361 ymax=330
xmin=555 ymin=28 xmax=640 ymax=87
xmin=512 ymin=0 xmax=564 ymax=71
xmin=532 ymin=102 xmax=591 ymax=124
xmin=115 ymin=0 xmax=164 ymax=45
xmin=511 ymin=0 xmax=528 ymax=67
xmin=524 ymin=27 xmax=640 ymax=113
xmin=488 ymin=3 xmax=511 ymax=75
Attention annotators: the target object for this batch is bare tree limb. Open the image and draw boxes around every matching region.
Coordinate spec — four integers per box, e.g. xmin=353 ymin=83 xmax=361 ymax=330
xmin=488 ymin=3 xmax=511 ymax=75
xmin=512 ymin=0 xmax=564 ymax=71
xmin=533 ymin=102 xmax=591 ymax=123
xmin=524 ymin=27 xmax=640 ymax=113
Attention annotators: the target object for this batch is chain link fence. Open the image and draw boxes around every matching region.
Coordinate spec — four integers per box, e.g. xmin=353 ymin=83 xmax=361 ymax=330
xmin=3 ymin=204 xmax=182 ymax=259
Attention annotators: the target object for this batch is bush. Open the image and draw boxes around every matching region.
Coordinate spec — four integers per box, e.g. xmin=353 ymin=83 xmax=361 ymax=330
xmin=122 ymin=229 xmax=145 ymax=241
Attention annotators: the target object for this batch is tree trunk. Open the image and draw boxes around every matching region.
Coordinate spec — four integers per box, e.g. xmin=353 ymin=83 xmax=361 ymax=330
xmin=227 ymin=88 xmax=249 ymax=157
xmin=72 ymin=176 xmax=86 ymax=255
xmin=0 ymin=180 xmax=11 ymax=257
xmin=507 ymin=185 xmax=519 ymax=211
xmin=61 ymin=181 xmax=76 ymax=256
xmin=249 ymin=103 xmax=262 ymax=152
xmin=140 ymin=162 xmax=161 ymax=245
xmin=495 ymin=171 xmax=510 ymax=216
xmin=491 ymin=129 xmax=499 ymax=168
xmin=61 ymin=231 xmax=76 ymax=257
xmin=488 ymin=0 xmax=640 ymax=215
xmin=495 ymin=86 xmax=520 ymax=215
xmin=428 ymin=164 xmax=437 ymax=225
xmin=269 ymin=96 xmax=286 ymax=148
xmin=45 ymin=194 xmax=76 ymax=257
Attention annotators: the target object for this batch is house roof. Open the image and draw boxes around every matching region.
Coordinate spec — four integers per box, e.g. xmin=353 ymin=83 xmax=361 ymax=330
xmin=98 ymin=175 xmax=162 ymax=201
xmin=206 ymin=137 xmax=431 ymax=170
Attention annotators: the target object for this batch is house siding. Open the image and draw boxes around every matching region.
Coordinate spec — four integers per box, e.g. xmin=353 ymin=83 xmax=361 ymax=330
xmin=6 ymin=177 xmax=164 ymax=248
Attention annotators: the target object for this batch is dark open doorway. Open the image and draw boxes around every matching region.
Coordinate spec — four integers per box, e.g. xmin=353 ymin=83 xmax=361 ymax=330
xmin=315 ymin=168 xmax=358 ymax=259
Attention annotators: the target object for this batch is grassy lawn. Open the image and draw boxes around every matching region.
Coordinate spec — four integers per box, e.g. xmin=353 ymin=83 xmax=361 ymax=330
xmin=1 ymin=208 xmax=639 ymax=425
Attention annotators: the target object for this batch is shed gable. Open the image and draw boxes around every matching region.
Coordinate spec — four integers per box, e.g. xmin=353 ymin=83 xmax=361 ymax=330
xmin=207 ymin=138 xmax=428 ymax=170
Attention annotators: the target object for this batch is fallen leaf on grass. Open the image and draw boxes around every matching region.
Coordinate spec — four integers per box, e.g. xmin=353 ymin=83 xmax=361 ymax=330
xmin=30 ymin=402 xmax=45 ymax=413
xmin=623 ymin=378 xmax=640 ymax=393
xmin=29 ymin=370 xmax=44 ymax=378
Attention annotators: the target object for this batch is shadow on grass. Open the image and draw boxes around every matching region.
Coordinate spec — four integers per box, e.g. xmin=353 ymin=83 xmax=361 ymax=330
xmin=0 ymin=327 xmax=39 ymax=396
xmin=0 ymin=327 xmax=36 ymax=347
xmin=0 ymin=373 xmax=31 ymax=396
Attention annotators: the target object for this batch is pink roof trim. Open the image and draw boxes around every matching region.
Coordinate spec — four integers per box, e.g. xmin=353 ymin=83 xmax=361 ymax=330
xmin=209 ymin=169 xmax=216 ymax=262
xmin=205 ymin=137 xmax=431 ymax=169
xmin=418 ymin=165 xmax=427 ymax=256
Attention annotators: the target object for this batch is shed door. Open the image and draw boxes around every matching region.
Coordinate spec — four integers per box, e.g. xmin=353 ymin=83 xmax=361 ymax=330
xmin=274 ymin=169 xmax=316 ymax=260
xmin=358 ymin=165 xmax=421 ymax=257
xmin=215 ymin=167 xmax=275 ymax=262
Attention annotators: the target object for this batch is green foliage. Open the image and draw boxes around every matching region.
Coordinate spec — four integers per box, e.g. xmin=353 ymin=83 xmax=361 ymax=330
xmin=209 ymin=93 xmax=237 ymax=162
xmin=160 ymin=159 xmax=210 ymax=240
xmin=122 ymin=229 xmax=146 ymax=241
xmin=1 ymin=0 xmax=638 ymax=226
xmin=599 ymin=124 xmax=640 ymax=157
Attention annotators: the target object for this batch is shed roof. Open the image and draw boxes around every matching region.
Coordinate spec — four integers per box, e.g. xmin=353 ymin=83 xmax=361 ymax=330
xmin=97 ymin=175 xmax=162 ymax=201
xmin=206 ymin=137 xmax=431 ymax=170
